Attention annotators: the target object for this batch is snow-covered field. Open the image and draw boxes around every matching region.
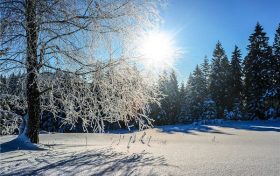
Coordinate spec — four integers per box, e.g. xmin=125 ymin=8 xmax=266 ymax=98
xmin=1 ymin=120 xmax=280 ymax=176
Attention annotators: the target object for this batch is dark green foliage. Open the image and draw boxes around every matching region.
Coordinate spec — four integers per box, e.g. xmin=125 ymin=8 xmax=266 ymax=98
xmin=209 ymin=41 xmax=230 ymax=118
xmin=151 ymin=70 xmax=181 ymax=125
xmin=227 ymin=46 xmax=243 ymax=115
xmin=243 ymin=23 xmax=273 ymax=119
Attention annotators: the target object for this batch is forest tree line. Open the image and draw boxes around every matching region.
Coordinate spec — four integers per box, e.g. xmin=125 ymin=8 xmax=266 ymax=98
xmin=151 ymin=23 xmax=280 ymax=125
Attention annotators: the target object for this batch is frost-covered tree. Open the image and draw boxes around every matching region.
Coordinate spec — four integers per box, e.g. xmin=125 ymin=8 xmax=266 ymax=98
xmin=183 ymin=65 xmax=208 ymax=121
xmin=261 ymin=24 xmax=280 ymax=119
xmin=201 ymin=56 xmax=210 ymax=91
xmin=151 ymin=70 xmax=181 ymax=125
xmin=39 ymin=60 xmax=160 ymax=132
xmin=0 ymin=0 xmax=161 ymax=143
xmin=0 ymin=75 xmax=7 ymax=94
xmin=271 ymin=24 xmax=280 ymax=117
xmin=228 ymin=46 xmax=243 ymax=113
xmin=167 ymin=70 xmax=180 ymax=123
xmin=243 ymin=23 xmax=273 ymax=119
xmin=181 ymin=74 xmax=193 ymax=122
xmin=201 ymin=99 xmax=217 ymax=120
xmin=220 ymin=54 xmax=231 ymax=112
xmin=209 ymin=41 xmax=229 ymax=118
xmin=178 ymin=82 xmax=186 ymax=118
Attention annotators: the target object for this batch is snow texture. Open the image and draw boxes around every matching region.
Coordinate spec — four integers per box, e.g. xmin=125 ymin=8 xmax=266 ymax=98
xmin=1 ymin=120 xmax=280 ymax=176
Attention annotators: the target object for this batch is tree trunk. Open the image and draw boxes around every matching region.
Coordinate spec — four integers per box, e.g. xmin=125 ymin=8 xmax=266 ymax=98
xmin=26 ymin=0 xmax=40 ymax=143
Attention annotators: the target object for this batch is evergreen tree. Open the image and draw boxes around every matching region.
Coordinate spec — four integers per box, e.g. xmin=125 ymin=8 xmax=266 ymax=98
xmin=185 ymin=65 xmax=208 ymax=120
xmin=209 ymin=41 xmax=229 ymax=118
xmin=272 ymin=24 xmax=280 ymax=92
xmin=150 ymin=72 xmax=168 ymax=125
xmin=220 ymin=54 xmax=231 ymax=113
xmin=201 ymin=56 xmax=210 ymax=95
xmin=7 ymin=72 xmax=23 ymax=96
xmin=243 ymin=23 xmax=272 ymax=119
xmin=201 ymin=99 xmax=217 ymax=121
xmin=167 ymin=70 xmax=180 ymax=124
xmin=0 ymin=75 xmax=7 ymax=94
xmin=273 ymin=24 xmax=280 ymax=56
xmin=184 ymin=73 xmax=194 ymax=122
xmin=178 ymin=82 xmax=186 ymax=122
xmin=271 ymin=24 xmax=280 ymax=117
xmin=229 ymin=46 xmax=243 ymax=114
xmin=151 ymin=70 xmax=180 ymax=125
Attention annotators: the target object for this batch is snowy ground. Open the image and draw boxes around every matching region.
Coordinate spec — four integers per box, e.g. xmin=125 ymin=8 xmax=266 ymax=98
xmin=1 ymin=120 xmax=280 ymax=176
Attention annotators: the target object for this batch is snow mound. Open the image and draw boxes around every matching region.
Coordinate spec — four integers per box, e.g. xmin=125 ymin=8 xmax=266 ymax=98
xmin=1 ymin=135 xmax=45 ymax=153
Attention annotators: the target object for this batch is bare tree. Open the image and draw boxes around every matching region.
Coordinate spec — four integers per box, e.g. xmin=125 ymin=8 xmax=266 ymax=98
xmin=0 ymin=0 xmax=161 ymax=143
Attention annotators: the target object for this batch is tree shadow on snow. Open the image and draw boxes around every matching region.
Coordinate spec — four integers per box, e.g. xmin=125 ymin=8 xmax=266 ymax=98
xmin=1 ymin=147 xmax=171 ymax=176
xmin=156 ymin=120 xmax=280 ymax=134
xmin=156 ymin=124 xmax=233 ymax=135
xmin=212 ymin=120 xmax=280 ymax=132
xmin=0 ymin=137 xmax=46 ymax=153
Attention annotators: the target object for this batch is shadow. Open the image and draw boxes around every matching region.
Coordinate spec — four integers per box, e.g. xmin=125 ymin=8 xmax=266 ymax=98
xmin=155 ymin=124 xmax=233 ymax=135
xmin=1 ymin=147 xmax=170 ymax=176
xmin=212 ymin=120 xmax=280 ymax=132
xmin=106 ymin=129 xmax=135 ymax=134
xmin=155 ymin=120 xmax=280 ymax=135
xmin=1 ymin=137 xmax=46 ymax=153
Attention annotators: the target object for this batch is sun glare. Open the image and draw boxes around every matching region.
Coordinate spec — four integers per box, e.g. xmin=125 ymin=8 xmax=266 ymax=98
xmin=139 ymin=31 xmax=178 ymax=71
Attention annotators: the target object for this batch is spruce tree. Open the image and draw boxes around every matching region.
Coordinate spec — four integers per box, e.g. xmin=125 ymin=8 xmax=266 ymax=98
xmin=201 ymin=56 xmax=210 ymax=95
xmin=272 ymin=24 xmax=280 ymax=91
xmin=184 ymin=73 xmax=195 ymax=121
xmin=151 ymin=71 xmax=169 ymax=125
xmin=186 ymin=65 xmax=208 ymax=120
xmin=229 ymin=46 xmax=243 ymax=117
xmin=220 ymin=54 xmax=231 ymax=113
xmin=0 ymin=75 xmax=7 ymax=94
xmin=167 ymin=70 xmax=180 ymax=124
xmin=243 ymin=23 xmax=272 ymax=119
xmin=178 ymin=82 xmax=186 ymax=122
xmin=272 ymin=24 xmax=280 ymax=117
xmin=273 ymin=24 xmax=280 ymax=56
xmin=209 ymin=41 xmax=229 ymax=118
xmin=152 ymin=70 xmax=180 ymax=125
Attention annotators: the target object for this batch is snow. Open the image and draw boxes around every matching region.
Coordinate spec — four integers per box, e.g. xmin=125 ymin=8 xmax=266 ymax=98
xmin=1 ymin=120 xmax=280 ymax=176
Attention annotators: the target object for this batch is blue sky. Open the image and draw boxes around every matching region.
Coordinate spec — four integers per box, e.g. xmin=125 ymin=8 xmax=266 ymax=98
xmin=160 ymin=0 xmax=280 ymax=82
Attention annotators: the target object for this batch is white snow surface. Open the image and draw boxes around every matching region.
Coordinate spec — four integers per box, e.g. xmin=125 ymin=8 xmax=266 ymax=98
xmin=1 ymin=120 xmax=280 ymax=176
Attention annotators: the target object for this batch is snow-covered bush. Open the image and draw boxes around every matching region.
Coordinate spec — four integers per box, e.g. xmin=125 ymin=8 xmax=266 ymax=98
xmin=201 ymin=99 xmax=217 ymax=120
xmin=225 ymin=101 xmax=242 ymax=120
xmin=0 ymin=110 xmax=22 ymax=135
xmin=265 ymin=107 xmax=277 ymax=119
xmin=0 ymin=93 xmax=26 ymax=135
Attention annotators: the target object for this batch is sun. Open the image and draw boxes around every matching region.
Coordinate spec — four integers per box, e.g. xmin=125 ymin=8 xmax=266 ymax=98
xmin=138 ymin=31 xmax=178 ymax=71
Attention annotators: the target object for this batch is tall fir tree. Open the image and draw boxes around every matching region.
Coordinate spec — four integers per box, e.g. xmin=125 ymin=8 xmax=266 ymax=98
xmin=178 ymin=82 xmax=186 ymax=122
xmin=243 ymin=23 xmax=273 ymax=119
xmin=230 ymin=46 xmax=243 ymax=100
xmin=209 ymin=41 xmax=229 ymax=118
xmin=272 ymin=25 xmax=280 ymax=92
xmin=0 ymin=75 xmax=7 ymax=94
xmin=185 ymin=65 xmax=208 ymax=120
xmin=151 ymin=70 xmax=180 ymax=125
xmin=271 ymin=24 xmax=280 ymax=117
xmin=201 ymin=56 xmax=210 ymax=95
xmin=229 ymin=46 xmax=243 ymax=119
xmin=167 ymin=70 xmax=180 ymax=124
xmin=151 ymin=71 xmax=169 ymax=124
xmin=184 ymin=73 xmax=194 ymax=121
xmin=220 ymin=54 xmax=231 ymax=113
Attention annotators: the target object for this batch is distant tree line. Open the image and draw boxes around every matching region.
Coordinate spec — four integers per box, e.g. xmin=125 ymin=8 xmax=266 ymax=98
xmin=151 ymin=23 xmax=280 ymax=125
